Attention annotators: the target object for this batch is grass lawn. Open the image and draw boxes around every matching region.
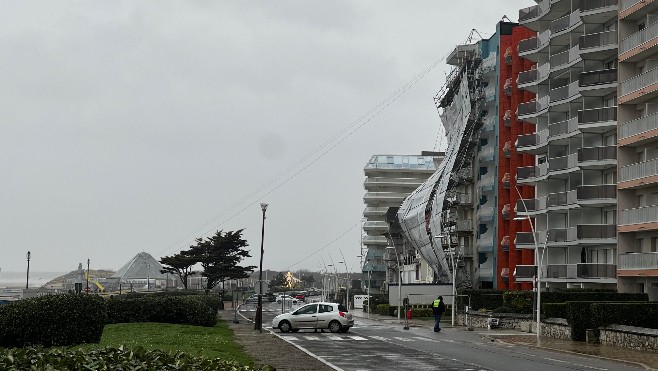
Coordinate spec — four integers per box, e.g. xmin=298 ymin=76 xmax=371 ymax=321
xmin=75 ymin=319 xmax=254 ymax=366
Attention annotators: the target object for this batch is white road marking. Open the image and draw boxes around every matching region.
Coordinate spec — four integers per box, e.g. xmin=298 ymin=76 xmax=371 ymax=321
xmin=413 ymin=336 xmax=440 ymax=342
xmin=349 ymin=336 xmax=368 ymax=341
xmin=371 ymin=336 xmax=388 ymax=341
xmin=327 ymin=335 xmax=343 ymax=341
xmin=392 ymin=336 xmax=414 ymax=342
xmin=304 ymin=336 xmax=321 ymax=340
xmin=544 ymin=358 xmax=569 ymax=363
xmin=287 ymin=336 xmax=299 ymax=341
xmin=573 ymin=365 xmax=607 ymax=370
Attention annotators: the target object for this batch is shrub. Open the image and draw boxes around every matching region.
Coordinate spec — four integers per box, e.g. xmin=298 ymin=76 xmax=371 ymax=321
xmin=106 ymin=295 xmax=216 ymax=327
xmin=0 ymin=294 xmax=107 ymax=348
xmin=591 ymin=302 xmax=658 ymax=331
xmin=411 ymin=308 xmax=433 ymax=318
xmin=542 ymin=303 xmax=567 ymax=319
xmin=0 ymin=346 xmax=271 ymax=371
xmin=457 ymin=289 xmax=504 ymax=311
xmin=503 ymin=291 xmax=533 ymax=314
xmin=491 ymin=306 xmax=516 ymax=313
xmin=375 ymin=304 xmax=390 ymax=316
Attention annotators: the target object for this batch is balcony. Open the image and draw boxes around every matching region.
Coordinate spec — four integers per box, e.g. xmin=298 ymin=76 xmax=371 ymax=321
xmin=503 ymin=110 xmax=512 ymax=127
xmin=516 ymin=129 xmax=548 ymax=154
xmin=364 ymin=192 xmax=409 ymax=205
xmin=577 ymin=146 xmax=617 ymax=169
xmin=546 ymin=190 xmax=577 ymax=210
xmin=516 ymin=198 xmax=546 ymax=216
xmin=517 ymin=63 xmax=550 ymax=93
xmin=515 ymin=265 xmax=537 ymax=279
xmin=544 ymin=263 xmax=617 ymax=279
xmin=456 ymin=219 xmax=473 ymax=232
xmin=578 ymin=106 xmax=617 ymax=133
xmin=547 ymin=225 xmax=616 ymax=245
xmin=515 ymin=232 xmax=544 ymax=248
xmin=363 ymin=178 xmax=424 ymax=188
xmin=517 ymin=163 xmax=548 ymax=184
xmin=619 ymin=252 xmax=658 ymax=270
xmin=503 ymin=141 xmax=512 ymax=158
xmin=363 ymin=207 xmax=388 ymax=217
xmin=581 ymin=0 xmax=618 ymax=19
xmin=620 ymin=67 xmax=658 ymax=104
xmin=548 ymin=117 xmax=579 ymax=143
xmin=502 ymin=173 xmax=510 ymax=189
xmin=502 ymin=204 xmax=511 ymax=220
xmin=620 ymin=205 xmax=658 ymax=229
xmin=362 ymin=235 xmax=388 ymax=245
xmin=477 ymin=236 xmax=494 ymax=252
xmin=363 ymin=221 xmax=389 ymax=233
xmin=579 ymin=69 xmax=617 ymax=97
xmin=550 ymin=45 xmax=582 ymax=72
xmin=619 ymin=158 xmax=658 ymax=188
xmin=550 ymin=10 xmax=581 ymax=35
xmin=550 ymin=80 xmax=581 ymax=105
xmin=620 ymin=21 xmax=658 ymax=61
xmin=519 ymin=0 xmax=551 ymax=27
xmin=620 ymin=112 xmax=658 ymax=144
xmin=518 ymin=96 xmax=549 ymax=123
xmin=579 ymin=30 xmax=618 ymax=59
xmin=620 ymin=0 xmax=658 ymax=19
xmin=576 ymin=184 xmax=617 ymax=207
xmin=478 ymin=146 xmax=495 ymax=163
xmin=548 ymin=153 xmax=578 ymax=176
xmin=504 ymin=78 xmax=512 ymax=96
xmin=501 ymin=236 xmax=510 ymax=252
xmin=481 ymin=54 xmax=497 ymax=75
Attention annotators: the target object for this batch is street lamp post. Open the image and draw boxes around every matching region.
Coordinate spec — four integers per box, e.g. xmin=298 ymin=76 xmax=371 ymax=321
xmin=26 ymin=251 xmax=31 ymax=290
xmin=385 ymin=245 xmax=402 ymax=320
xmin=339 ymin=250 xmax=350 ymax=310
xmin=435 ymin=234 xmax=457 ymax=327
xmin=254 ymin=202 xmax=268 ymax=332
xmin=86 ymin=258 xmax=90 ymax=293
xmin=513 ymin=185 xmax=543 ymax=340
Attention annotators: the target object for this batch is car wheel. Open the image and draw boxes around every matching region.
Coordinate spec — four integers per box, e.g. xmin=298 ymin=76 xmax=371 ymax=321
xmin=279 ymin=321 xmax=292 ymax=333
xmin=329 ymin=320 xmax=342 ymax=333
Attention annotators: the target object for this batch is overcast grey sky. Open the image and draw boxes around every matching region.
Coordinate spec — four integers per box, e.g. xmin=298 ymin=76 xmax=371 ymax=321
xmin=1 ymin=1 xmax=530 ymax=276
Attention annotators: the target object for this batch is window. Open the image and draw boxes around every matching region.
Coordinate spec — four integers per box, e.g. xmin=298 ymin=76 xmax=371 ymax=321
xmin=319 ymin=304 xmax=333 ymax=313
xmin=604 ymin=210 xmax=616 ymax=224
xmin=295 ymin=304 xmax=318 ymax=315
xmin=636 ymin=238 xmax=644 ymax=252
xmin=652 ymin=237 xmax=658 ymax=253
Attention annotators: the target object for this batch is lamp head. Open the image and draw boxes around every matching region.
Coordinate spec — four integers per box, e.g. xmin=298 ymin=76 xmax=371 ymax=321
xmin=260 ymin=203 xmax=268 ymax=212
xmin=27 ymin=251 xmax=31 ymax=260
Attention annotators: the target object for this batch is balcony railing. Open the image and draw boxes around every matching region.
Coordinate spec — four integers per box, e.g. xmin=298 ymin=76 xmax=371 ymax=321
xmin=550 ymin=81 xmax=580 ymax=102
xmin=548 ymin=153 xmax=578 ymax=172
xmin=517 ymin=133 xmax=536 ymax=147
xmin=456 ymin=219 xmax=473 ymax=232
xmin=580 ymin=30 xmax=618 ymax=50
xmin=516 ymin=198 xmax=538 ymax=213
xmin=547 ymin=190 xmax=577 ymax=208
xmin=518 ymin=69 xmax=538 ymax=85
xmin=550 ymin=10 xmax=581 ymax=34
xmin=620 ymin=158 xmax=658 ymax=182
xmin=620 ymin=205 xmax=658 ymax=225
xmin=578 ymin=146 xmax=617 ymax=162
xmin=619 ymin=252 xmax=658 ymax=269
xmin=620 ymin=112 xmax=658 ymax=139
xmin=481 ymin=54 xmax=497 ymax=74
xmin=519 ymin=4 xmax=539 ymax=22
xmin=582 ymin=0 xmax=618 ymax=12
xmin=515 ymin=265 xmax=537 ymax=278
xmin=578 ymin=224 xmax=617 ymax=239
xmin=545 ymin=264 xmax=577 ymax=279
xmin=579 ymin=69 xmax=617 ymax=87
xmin=518 ymin=96 xmax=549 ymax=116
xmin=578 ymin=106 xmax=617 ymax=124
xmin=577 ymin=263 xmax=617 ymax=279
xmin=621 ymin=67 xmax=658 ymax=97
xmin=550 ymin=45 xmax=581 ymax=69
xmin=621 ymin=0 xmax=643 ymax=11
xmin=547 ymin=227 xmax=577 ymax=243
xmin=549 ymin=117 xmax=579 ymax=138
xmin=620 ymin=21 xmax=658 ymax=54
xmin=515 ymin=232 xmax=541 ymax=246
xmin=577 ymin=184 xmax=617 ymax=200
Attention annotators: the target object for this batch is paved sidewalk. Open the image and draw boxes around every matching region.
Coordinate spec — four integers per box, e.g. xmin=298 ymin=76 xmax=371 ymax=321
xmin=352 ymin=310 xmax=658 ymax=370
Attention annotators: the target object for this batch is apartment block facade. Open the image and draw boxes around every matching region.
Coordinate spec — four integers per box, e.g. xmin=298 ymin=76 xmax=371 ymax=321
xmin=617 ymin=0 xmax=658 ymax=299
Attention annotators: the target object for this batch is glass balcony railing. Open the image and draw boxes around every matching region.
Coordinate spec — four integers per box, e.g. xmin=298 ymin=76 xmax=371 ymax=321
xmin=550 ymin=81 xmax=580 ymax=102
xmin=519 ymin=0 xmax=550 ymax=22
xmin=578 ymin=106 xmax=617 ymax=124
xmin=550 ymin=10 xmax=581 ymax=34
xmin=547 ymin=227 xmax=577 ymax=243
xmin=620 ymin=112 xmax=658 ymax=139
xmin=518 ymin=30 xmax=551 ymax=54
xmin=578 ymin=224 xmax=617 ymax=239
xmin=620 ymin=158 xmax=658 ymax=182
xmin=620 ymin=205 xmax=658 ymax=225
xmin=548 ymin=153 xmax=578 ymax=172
xmin=456 ymin=219 xmax=473 ymax=232
xmin=516 ymin=198 xmax=538 ymax=213
xmin=619 ymin=252 xmax=658 ymax=269
xmin=549 ymin=117 xmax=579 ymax=138
xmin=582 ymin=0 xmax=618 ymax=12
xmin=577 ymin=184 xmax=617 ymax=200
xmin=621 ymin=67 xmax=658 ymax=97
xmin=579 ymin=69 xmax=617 ymax=87
xmin=547 ymin=190 xmax=577 ymax=208
xmin=550 ymin=45 xmax=581 ymax=69
xmin=578 ymin=146 xmax=617 ymax=162
xmin=580 ymin=30 xmax=618 ymax=50
xmin=577 ymin=263 xmax=617 ymax=278
xmin=620 ymin=21 xmax=658 ymax=54
xmin=515 ymin=232 xmax=541 ymax=246
xmin=515 ymin=265 xmax=537 ymax=279
xmin=518 ymin=96 xmax=549 ymax=117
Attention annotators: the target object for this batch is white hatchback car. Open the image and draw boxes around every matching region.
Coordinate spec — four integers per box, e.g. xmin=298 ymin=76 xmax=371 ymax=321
xmin=272 ymin=302 xmax=353 ymax=333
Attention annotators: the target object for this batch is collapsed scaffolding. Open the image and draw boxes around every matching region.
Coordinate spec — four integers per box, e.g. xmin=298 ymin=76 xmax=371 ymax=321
xmin=398 ymin=41 xmax=486 ymax=285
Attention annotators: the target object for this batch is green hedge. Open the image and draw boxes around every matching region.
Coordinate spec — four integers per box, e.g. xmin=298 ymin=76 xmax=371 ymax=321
xmin=591 ymin=302 xmax=658 ymax=331
xmin=106 ymin=295 xmax=217 ymax=327
xmin=0 ymin=294 xmax=107 ymax=348
xmin=457 ymin=289 xmax=504 ymax=311
xmin=411 ymin=308 xmax=433 ymax=318
xmin=0 ymin=347 xmax=271 ymax=371
xmin=375 ymin=304 xmax=390 ymax=316
xmin=542 ymin=303 xmax=567 ymax=319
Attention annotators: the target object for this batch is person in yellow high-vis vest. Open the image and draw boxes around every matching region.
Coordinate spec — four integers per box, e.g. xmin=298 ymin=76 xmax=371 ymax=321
xmin=431 ymin=296 xmax=446 ymax=332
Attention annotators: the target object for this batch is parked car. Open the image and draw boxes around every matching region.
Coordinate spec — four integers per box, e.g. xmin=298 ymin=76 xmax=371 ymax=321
xmin=295 ymin=293 xmax=305 ymax=302
xmin=276 ymin=294 xmax=298 ymax=304
xmin=244 ymin=296 xmax=259 ymax=304
xmin=272 ymin=302 xmax=353 ymax=333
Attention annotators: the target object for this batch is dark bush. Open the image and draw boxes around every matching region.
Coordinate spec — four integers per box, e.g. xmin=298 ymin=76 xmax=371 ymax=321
xmin=0 ymin=294 xmax=107 ymax=348
xmin=491 ymin=306 xmax=516 ymax=313
xmin=502 ymin=291 xmax=533 ymax=313
xmin=457 ymin=289 xmax=504 ymax=311
xmin=106 ymin=295 xmax=216 ymax=327
xmin=375 ymin=304 xmax=390 ymax=316
xmin=591 ymin=302 xmax=658 ymax=331
xmin=542 ymin=303 xmax=567 ymax=319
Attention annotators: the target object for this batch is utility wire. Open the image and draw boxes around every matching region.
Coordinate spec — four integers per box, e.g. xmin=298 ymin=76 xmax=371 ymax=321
xmin=156 ymin=53 xmax=446 ymax=258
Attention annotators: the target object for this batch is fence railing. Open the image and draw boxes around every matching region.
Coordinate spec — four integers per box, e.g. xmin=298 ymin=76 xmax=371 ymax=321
xmin=620 ymin=112 xmax=658 ymax=139
xmin=621 ymin=66 xmax=658 ymax=96
xmin=619 ymin=252 xmax=658 ymax=269
xmin=620 ymin=158 xmax=658 ymax=182
xmin=580 ymin=30 xmax=618 ymax=49
xmin=578 ymin=106 xmax=617 ymax=123
xmin=620 ymin=205 xmax=658 ymax=225
xmin=620 ymin=20 xmax=658 ymax=54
